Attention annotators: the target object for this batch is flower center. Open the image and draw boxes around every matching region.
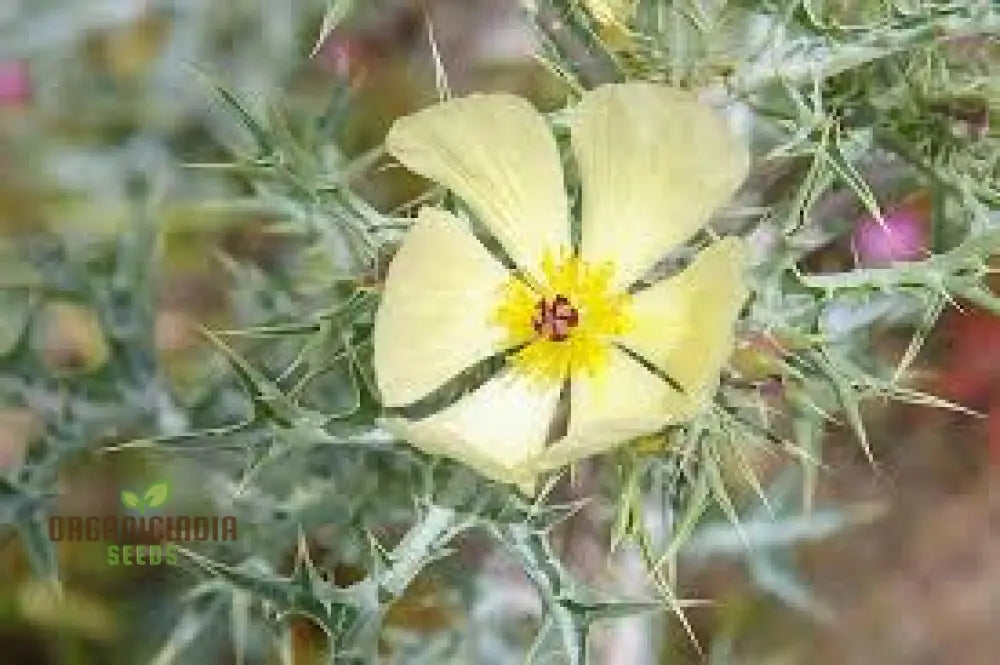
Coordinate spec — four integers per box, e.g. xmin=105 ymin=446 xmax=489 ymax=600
xmin=532 ymin=295 xmax=580 ymax=342
xmin=493 ymin=252 xmax=632 ymax=384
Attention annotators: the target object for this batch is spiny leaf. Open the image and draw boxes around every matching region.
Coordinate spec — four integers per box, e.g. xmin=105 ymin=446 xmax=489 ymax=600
xmin=149 ymin=598 xmax=228 ymax=665
xmin=813 ymin=349 xmax=876 ymax=466
xmin=195 ymin=68 xmax=275 ymax=155
xmin=310 ymin=0 xmax=355 ymax=59
xmin=892 ymin=291 xmax=947 ymax=384
xmin=749 ymin=554 xmax=833 ymax=623
xmin=655 ymin=468 xmax=710 ymax=570
xmin=704 ymin=443 xmax=748 ymax=548
xmin=0 ymin=290 xmax=32 ymax=356
xmin=423 ymin=8 xmax=451 ymax=102
xmin=15 ymin=513 xmax=61 ymax=591
xmin=199 ymin=326 xmax=300 ymax=426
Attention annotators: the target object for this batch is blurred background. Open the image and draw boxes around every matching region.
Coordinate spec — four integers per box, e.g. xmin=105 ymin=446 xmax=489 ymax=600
xmin=0 ymin=1 xmax=996 ymax=664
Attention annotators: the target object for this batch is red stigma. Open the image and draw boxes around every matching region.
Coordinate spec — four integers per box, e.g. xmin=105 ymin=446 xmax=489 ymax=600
xmin=532 ymin=295 xmax=579 ymax=342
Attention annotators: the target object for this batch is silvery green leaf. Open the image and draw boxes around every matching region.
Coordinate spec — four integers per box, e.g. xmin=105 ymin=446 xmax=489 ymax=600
xmin=0 ymin=290 xmax=32 ymax=356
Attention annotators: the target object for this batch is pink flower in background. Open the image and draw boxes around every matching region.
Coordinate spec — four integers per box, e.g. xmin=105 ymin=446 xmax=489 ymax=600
xmin=319 ymin=37 xmax=356 ymax=78
xmin=315 ymin=10 xmax=419 ymax=78
xmin=852 ymin=192 xmax=930 ymax=267
xmin=0 ymin=60 xmax=30 ymax=106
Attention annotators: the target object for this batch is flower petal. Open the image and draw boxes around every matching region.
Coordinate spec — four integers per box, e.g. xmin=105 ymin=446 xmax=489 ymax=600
xmin=386 ymin=94 xmax=570 ymax=280
xmin=571 ymin=83 xmax=749 ymax=288
xmin=619 ymin=236 xmax=748 ymax=406
xmin=374 ymin=207 xmax=512 ymax=407
xmin=539 ymin=348 xmax=677 ymax=470
xmin=539 ymin=237 xmax=747 ymax=470
xmin=383 ymin=371 xmax=562 ymax=493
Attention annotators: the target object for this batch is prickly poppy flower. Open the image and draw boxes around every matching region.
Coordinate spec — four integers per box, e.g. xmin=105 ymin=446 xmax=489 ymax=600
xmin=852 ymin=193 xmax=929 ymax=267
xmin=0 ymin=61 xmax=30 ymax=106
xmin=374 ymin=84 xmax=749 ymax=492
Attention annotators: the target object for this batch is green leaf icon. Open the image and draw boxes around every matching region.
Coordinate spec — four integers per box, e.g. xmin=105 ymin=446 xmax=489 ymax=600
xmin=121 ymin=490 xmax=140 ymax=509
xmin=144 ymin=482 xmax=170 ymax=509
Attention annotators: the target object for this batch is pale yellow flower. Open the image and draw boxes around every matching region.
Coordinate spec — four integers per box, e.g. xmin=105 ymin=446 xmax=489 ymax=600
xmin=374 ymin=84 xmax=749 ymax=493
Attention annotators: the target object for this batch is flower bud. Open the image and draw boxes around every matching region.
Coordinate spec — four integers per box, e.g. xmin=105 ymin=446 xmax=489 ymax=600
xmin=852 ymin=192 xmax=930 ymax=267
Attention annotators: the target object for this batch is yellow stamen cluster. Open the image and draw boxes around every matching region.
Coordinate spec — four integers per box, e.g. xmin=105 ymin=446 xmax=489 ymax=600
xmin=493 ymin=251 xmax=632 ymax=383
